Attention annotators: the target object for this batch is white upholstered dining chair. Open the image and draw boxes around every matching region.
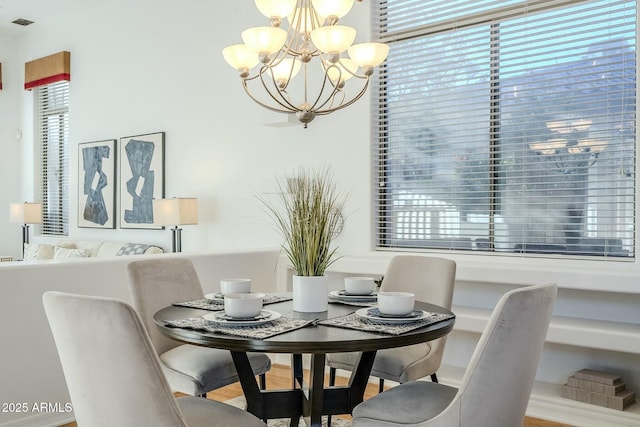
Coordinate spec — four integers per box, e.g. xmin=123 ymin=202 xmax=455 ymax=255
xmin=328 ymin=255 xmax=456 ymax=392
xmin=43 ymin=291 xmax=266 ymax=427
xmin=126 ymin=258 xmax=271 ymax=397
xmin=351 ymin=282 xmax=557 ymax=427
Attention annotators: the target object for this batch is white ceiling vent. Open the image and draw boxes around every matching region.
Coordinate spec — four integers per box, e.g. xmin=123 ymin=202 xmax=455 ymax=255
xmin=12 ymin=18 xmax=34 ymax=26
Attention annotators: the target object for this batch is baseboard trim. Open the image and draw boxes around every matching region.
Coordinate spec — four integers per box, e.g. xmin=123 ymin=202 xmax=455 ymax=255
xmin=0 ymin=411 xmax=75 ymax=427
xmin=437 ymin=366 xmax=640 ymax=427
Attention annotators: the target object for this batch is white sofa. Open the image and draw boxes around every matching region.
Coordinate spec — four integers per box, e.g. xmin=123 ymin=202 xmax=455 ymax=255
xmin=0 ymin=249 xmax=283 ymax=427
xmin=23 ymin=240 xmax=164 ymax=261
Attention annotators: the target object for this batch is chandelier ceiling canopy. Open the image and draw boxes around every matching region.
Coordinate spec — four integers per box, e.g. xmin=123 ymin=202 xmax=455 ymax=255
xmin=222 ymin=0 xmax=389 ymax=127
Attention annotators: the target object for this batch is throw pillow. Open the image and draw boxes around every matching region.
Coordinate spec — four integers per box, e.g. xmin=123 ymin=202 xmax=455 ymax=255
xmin=53 ymin=247 xmax=90 ymax=259
xmin=116 ymin=243 xmax=152 ymax=256
xmin=23 ymin=243 xmax=55 ymax=261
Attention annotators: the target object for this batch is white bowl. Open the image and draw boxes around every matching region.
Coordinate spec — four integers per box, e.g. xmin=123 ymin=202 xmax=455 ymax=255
xmin=344 ymin=276 xmax=376 ymax=295
xmin=220 ymin=278 xmax=251 ymax=295
xmin=223 ymin=292 xmax=265 ymax=318
xmin=377 ymin=291 xmax=415 ymax=316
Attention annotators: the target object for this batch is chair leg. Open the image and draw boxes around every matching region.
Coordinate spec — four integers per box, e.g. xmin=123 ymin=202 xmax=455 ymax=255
xmin=257 ymin=373 xmax=267 ymax=423
xmin=327 ymin=368 xmax=337 ymax=427
xmin=431 ymin=372 xmax=438 ymax=383
xmin=378 ymin=378 xmax=385 ymax=393
xmin=259 ymin=373 xmax=267 ymax=390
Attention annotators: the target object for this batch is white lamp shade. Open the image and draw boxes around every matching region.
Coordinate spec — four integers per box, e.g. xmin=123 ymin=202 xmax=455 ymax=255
xmin=348 ymin=42 xmax=390 ymax=67
xmin=326 ymin=58 xmax=358 ymax=83
xmin=153 ymin=198 xmax=198 ymax=226
xmin=10 ymin=202 xmax=42 ymax=224
xmin=222 ymin=44 xmax=260 ymax=70
xmin=271 ymin=58 xmax=302 ymax=83
xmin=311 ymin=0 xmax=354 ymax=19
xmin=242 ymin=27 xmax=288 ymax=55
xmin=311 ymin=25 xmax=356 ymax=54
xmin=255 ymin=0 xmax=297 ymax=19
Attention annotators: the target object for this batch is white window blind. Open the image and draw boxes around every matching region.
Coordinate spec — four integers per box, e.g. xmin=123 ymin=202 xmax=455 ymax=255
xmin=373 ymin=0 xmax=636 ymax=258
xmin=35 ymin=81 xmax=69 ymax=236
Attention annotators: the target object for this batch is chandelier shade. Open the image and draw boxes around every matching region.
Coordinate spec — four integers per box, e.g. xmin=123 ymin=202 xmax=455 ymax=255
xmin=222 ymin=45 xmax=259 ymax=75
xmin=272 ymin=58 xmax=302 ymax=87
xmin=222 ymin=0 xmax=389 ymax=127
xmin=348 ymin=42 xmax=390 ymax=68
xmin=310 ymin=25 xmax=356 ymax=54
xmin=325 ymin=58 xmax=358 ymax=84
xmin=255 ymin=0 xmax=297 ymax=20
xmin=241 ymin=27 xmax=288 ymax=57
xmin=311 ymin=0 xmax=355 ymax=19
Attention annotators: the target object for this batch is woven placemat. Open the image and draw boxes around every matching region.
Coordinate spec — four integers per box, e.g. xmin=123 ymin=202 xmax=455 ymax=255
xmin=173 ymin=294 xmax=292 ymax=311
xmin=329 ymin=298 xmax=377 ymax=307
xmin=163 ymin=316 xmax=314 ymax=339
xmin=318 ymin=311 xmax=454 ymax=336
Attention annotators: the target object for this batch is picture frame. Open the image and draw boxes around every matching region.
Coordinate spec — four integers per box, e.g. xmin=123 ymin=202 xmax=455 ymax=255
xmin=119 ymin=132 xmax=165 ymax=229
xmin=78 ymin=139 xmax=117 ymax=229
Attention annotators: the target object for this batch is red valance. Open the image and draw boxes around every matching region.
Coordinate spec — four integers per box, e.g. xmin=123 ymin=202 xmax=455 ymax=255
xmin=24 ymin=51 xmax=70 ymax=90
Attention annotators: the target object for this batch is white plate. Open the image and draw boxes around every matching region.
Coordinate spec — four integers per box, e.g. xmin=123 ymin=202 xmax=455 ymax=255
xmin=329 ymin=290 xmax=377 ymax=301
xmin=204 ymin=292 xmax=224 ymax=301
xmin=202 ymin=310 xmax=281 ymax=327
xmin=355 ymin=307 xmax=429 ymax=324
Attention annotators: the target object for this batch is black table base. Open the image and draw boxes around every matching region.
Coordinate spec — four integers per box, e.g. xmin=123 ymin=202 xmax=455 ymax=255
xmin=230 ymin=350 xmax=377 ymax=427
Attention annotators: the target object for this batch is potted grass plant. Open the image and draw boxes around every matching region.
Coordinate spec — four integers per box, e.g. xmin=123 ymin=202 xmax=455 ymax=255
xmin=260 ymin=166 xmax=346 ymax=312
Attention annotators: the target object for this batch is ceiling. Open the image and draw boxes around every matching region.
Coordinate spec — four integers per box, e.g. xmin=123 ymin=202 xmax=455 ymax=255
xmin=0 ymin=0 xmax=84 ymax=37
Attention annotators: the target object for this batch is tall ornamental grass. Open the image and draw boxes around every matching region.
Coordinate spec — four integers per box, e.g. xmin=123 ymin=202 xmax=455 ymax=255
xmin=260 ymin=167 xmax=346 ymax=277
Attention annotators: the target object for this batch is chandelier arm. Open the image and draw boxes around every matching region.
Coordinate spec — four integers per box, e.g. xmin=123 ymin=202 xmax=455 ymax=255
xmin=255 ymin=65 xmax=302 ymax=111
xmin=224 ymin=0 xmax=384 ymax=126
xmin=242 ymin=79 xmax=296 ymax=114
xmin=283 ymin=0 xmax=321 ymax=58
xmin=319 ymin=78 xmax=370 ymax=115
xmin=307 ymin=78 xmax=337 ymax=111
xmin=314 ymin=78 xmax=371 ymax=115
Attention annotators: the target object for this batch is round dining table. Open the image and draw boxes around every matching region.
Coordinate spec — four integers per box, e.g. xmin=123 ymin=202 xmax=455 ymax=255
xmin=154 ymin=295 xmax=455 ymax=427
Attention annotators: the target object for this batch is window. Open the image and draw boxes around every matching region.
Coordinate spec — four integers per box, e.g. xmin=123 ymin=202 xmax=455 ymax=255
xmin=35 ymin=81 xmax=69 ymax=236
xmin=373 ymin=0 xmax=636 ymax=258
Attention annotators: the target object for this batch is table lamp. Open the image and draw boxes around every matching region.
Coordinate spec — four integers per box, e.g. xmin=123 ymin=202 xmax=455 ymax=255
xmin=153 ymin=198 xmax=198 ymax=252
xmin=10 ymin=202 xmax=43 ymax=258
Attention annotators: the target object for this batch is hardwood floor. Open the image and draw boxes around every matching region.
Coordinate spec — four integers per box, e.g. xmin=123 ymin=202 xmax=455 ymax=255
xmin=59 ymin=363 xmax=573 ymax=426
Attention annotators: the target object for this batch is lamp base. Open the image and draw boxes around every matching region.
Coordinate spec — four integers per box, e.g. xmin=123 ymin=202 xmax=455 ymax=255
xmin=171 ymin=226 xmax=182 ymax=253
xmin=21 ymin=224 xmax=30 ymax=259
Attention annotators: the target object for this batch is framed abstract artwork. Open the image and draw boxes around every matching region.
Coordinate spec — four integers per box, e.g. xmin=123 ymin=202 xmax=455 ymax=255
xmin=78 ymin=139 xmax=116 ymax=229
xmin=119 ymin=132 xmax=165 ymax=229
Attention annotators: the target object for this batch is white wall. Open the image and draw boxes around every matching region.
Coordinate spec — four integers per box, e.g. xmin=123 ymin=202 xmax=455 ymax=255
xmin=0 ymin=35 xmax=24 ymax=258
xmin=3 ymin=0 xmax=374 ymax=259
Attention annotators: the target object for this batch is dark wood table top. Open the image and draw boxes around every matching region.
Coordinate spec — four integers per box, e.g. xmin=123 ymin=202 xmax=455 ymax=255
xmin=154 ymin=295 xmax=455 ymax=354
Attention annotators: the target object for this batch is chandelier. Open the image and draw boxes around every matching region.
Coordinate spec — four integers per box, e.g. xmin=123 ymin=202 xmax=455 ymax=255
xmin=528 ymin=119 xmax=607 ymax=174
xmin=222 ymin=0 xmax=389 ymax=127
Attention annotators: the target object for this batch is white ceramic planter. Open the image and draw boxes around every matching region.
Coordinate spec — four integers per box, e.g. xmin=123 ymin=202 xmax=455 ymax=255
xmin=292 ymin=275 xmax=329 ymax=312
